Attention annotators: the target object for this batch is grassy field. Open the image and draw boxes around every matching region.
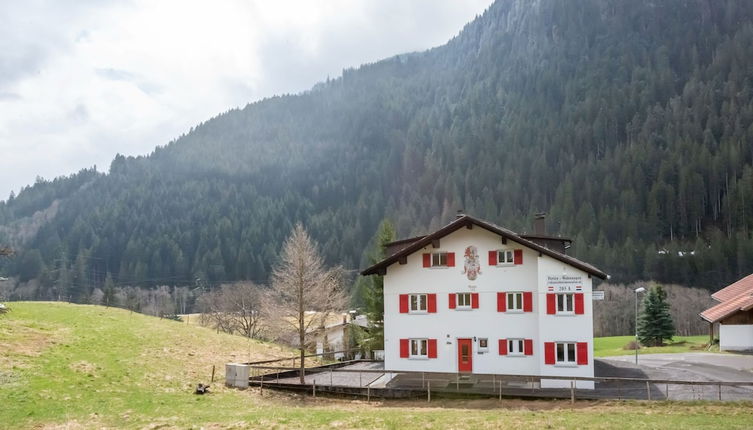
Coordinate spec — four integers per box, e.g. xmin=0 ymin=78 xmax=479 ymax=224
xmin=1 ymin=302 xmax=751 ymax=429
xmin=593 ymin=335 xmax=712 ymax=357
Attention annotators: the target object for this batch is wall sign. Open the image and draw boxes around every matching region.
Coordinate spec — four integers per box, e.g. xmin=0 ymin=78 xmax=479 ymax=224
xmin=546 ymin=275 xmax=583 ymax=292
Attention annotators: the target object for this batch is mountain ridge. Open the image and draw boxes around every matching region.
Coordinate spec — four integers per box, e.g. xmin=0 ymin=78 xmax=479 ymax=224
xmin=2 ymin=0 xmax=753 ymax=301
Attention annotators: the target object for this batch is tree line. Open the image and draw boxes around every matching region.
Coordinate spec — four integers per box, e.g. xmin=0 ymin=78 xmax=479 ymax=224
xmin=2 ymin=0 xmax=753 ymax=299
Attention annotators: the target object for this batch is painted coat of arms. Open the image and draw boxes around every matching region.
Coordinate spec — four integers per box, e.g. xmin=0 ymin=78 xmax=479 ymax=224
xmin=462 ymin=245 xmax=481 ymax=280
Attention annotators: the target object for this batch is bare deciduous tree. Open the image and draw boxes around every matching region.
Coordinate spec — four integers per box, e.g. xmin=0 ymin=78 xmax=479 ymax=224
xmin=196 ymin=282 xmax=265 ymax=339
xmin=265 ymin=223 xmax=347 ymax=383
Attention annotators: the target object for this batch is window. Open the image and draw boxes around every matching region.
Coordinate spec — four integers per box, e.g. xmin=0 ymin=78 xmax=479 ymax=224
xmin=508 ymin=339 xmax=524 ymax=356
xmin=410 ymin=294 xmax=427 ymax=313
xmin=431 ymin=252 xmax=448 ymax=267
xmin=410 ymin=339 xmax=428 ymax=358
xmin=497 ymin=250 xmax=514 ymax=265
xmin=507 ymin=292 xmax=523 ymax=311
xmin=478 ymin=338 xmax=488 ymax=351
xmin=556 ymin=342 xmax=577 ymax=364
xmin=557 ymin=293 xmax=574 ymax=314
xmin=456 ymin=292 xmax=472 ymax=308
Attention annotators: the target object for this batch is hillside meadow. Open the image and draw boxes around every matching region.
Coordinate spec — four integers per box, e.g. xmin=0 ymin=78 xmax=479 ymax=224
xmin=1 ymin=302 xmax=752 ymax=429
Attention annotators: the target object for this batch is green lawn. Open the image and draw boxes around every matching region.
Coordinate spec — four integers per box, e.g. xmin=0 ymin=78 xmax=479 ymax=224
xmin=594 ymin=335 xmax=712 ymax=357
xmin=1 ymin=302 xmax=751 ymax=429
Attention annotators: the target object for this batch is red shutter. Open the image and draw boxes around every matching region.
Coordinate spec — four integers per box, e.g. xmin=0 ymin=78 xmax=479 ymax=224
xmin=499 ymin=339 xmax=508 ymax=355
xmin=399 ymin=294 xmax=409 ymax=313
xmin=497 ymin=292 xmax=506 ymax=312
xmin=488 ymin=250 xmax=497 ymax=266
xmin=524 ymin=339 xmax=533 ymax=356
xmin=577 ymin=342 xmax=588 ymax=365
xmin=400 ymin=339 xmax=409 ymax=358
xmin=428 ymin=339 xmax=438 ymax=358
xmin=422 ymin=253 xmax=431 ymax=267
xmin=575 ymin=293 xmax=584 ymax=314
xmin=471 ymin=292 xmax=479 ymax=309
xmin=544 ymin=342 xmax=555 ymax=364
xmin=427 ymin=294 xmax=437 ymax=313
xmin=546 ymin=293 xmax=556 ymax=314
xmin=447 ymin=252 xmax=455 ymax=267
xmin=513 ymin=249 xmax=523 ymax=265
xmin=523 ymin=291 xmax=533 ymax=312
xmin=448 ymin=293 xmax=456 ymax=309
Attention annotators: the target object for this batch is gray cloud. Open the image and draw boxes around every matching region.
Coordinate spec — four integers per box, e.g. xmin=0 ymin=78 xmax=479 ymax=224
xmin=0 ymin=0 xmax=494 ymax=200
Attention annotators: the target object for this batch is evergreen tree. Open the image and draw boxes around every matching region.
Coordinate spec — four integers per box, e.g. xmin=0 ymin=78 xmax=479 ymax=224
xmin=103 ymin=272 xmax=116 ymax=307
xmin=355 ymin=219 xmax=395 ymax=351
xmin=637 ymin=285 xmax=675 ymax=346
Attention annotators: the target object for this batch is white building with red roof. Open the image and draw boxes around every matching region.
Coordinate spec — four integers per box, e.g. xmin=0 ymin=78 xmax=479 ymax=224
xmin=700 ymin=274 xmax=753 ymax=351
xmin=361 ymin=213 xmax=608 ymax=389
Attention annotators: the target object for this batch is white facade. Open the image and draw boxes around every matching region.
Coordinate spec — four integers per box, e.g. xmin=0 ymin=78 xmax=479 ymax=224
xmin=719 ymin=324 xmax=753 ymax=351
xmin=381 ymin=225 xmax=597 ymax=388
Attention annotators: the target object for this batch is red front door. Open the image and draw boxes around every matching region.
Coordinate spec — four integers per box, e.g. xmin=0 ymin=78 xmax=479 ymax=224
xmin=457 ymin=338 xmax=473 ymax=372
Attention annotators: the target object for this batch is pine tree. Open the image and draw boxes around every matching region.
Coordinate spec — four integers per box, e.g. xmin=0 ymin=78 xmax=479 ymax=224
xmin=357 ymin=219 xmax=395 ymax=352
xmin=637 ymin=285 xmax=675 ymax=346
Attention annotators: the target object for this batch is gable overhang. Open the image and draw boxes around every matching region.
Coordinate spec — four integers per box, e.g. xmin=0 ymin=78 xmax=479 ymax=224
xmin=360 ymin=215 xmax=608 ymax=279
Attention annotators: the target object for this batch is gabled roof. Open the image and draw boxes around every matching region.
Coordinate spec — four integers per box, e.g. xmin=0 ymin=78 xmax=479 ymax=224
xmin=700 ymin=292 xmax=753 ymax=323
xmin=711 ymin=273 xmax=753 ymax=302
xmin=361 ymin=214 xmax=608 ymax=279
xmin=700 ymin=273 xmax=753 ymax=323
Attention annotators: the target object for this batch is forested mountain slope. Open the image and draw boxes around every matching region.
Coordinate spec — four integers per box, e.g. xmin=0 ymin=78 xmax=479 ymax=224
xmin=2 ymin=0 xmax=753 ymax=301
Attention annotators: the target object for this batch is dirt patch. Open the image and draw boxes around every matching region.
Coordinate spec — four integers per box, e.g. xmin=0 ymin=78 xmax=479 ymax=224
xmin=69 ymin=361 xmax=98 ymax=377
xmin=0 ymin=320 xmax=69 ymax=368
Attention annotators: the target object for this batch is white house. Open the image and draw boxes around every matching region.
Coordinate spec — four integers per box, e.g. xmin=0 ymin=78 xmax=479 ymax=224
xmin=700 ymin=273 xmax=753 ymax=351
xmin=361 ymin=214 xmax=607 ymax=388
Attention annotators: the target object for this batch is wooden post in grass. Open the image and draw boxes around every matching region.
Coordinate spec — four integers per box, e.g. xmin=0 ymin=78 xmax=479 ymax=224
xmin=367 ymin=386 xmax=370 ymax=402
xmin=260 ymin=374 xmax=264 ymax=396
xmin=211 ymin=365 xmax=215 ymax=383
xmin=570 ymin=380 xmax=575 ymax=404
xmin=499 ymin=381 xmax=502 ymax=400
xmin=427 ymin=380 xmax=431 ymax=402
xmin=646 ymin=381 xmax=651 ymax=400
xmin=718 ymin=384 xmax=722 ymax=401
xmin=313 ymin=380 xmax=316 ymax=397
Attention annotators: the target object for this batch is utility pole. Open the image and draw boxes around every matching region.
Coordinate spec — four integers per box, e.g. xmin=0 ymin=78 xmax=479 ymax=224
xmin=635 ymin=287 xmax=646 ymax=365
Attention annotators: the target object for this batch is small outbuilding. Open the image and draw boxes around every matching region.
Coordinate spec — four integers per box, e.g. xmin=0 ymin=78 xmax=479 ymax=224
xmin=700 ymin=274 xmax=753 ymax=351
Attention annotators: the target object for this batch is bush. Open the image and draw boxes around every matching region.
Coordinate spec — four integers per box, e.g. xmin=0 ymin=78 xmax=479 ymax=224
xmin=623 ymin=340 xmax=640 ymax=350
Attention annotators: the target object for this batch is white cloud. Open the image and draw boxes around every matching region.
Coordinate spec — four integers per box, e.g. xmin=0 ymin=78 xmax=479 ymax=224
xmin=0 ymin=0 xmax=493 ymax=199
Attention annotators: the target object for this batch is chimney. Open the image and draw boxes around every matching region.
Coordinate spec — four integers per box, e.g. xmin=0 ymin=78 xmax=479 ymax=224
xmin=533 ymin=212 xmax=546 ymax=235
xmin=456 ymin=209 xmax=465 ymax=219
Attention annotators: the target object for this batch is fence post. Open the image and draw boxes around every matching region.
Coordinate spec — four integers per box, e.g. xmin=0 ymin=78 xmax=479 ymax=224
xmin=456 ymin=373 xmax=460 ymax=391
xmin=313 ymin=380 xmax=316 ymax=397
xmin=646 ymin=381 xmax=651 ymax=400
xmin=617 ymin=379 xmax=622 ymax=400
xmin=367 ymin=385 xmax=370 ymax=402
xmin=499 ymin=380 xmax=502 ymax=401
xmin=427 ymin=380 xmax=431 ymax=402
xmin=211 ymin=365 xmax=216 ymax=383
xmin=260 ymin=374 xmax=264 ymax=396
xmin=422 ymin=372 xmax=425 ymax=389
xmin=718 ymin=384 xmax=722 ymax=401
xmin=330 ymin=368 xmax=333 ymax=388
xmin=359 ymin=371 xmax=362 ymax=388
xmin=665 ymin=383 xmax=669 ymax=400
xmin=570 ymin=380 xmax=575 ymax=404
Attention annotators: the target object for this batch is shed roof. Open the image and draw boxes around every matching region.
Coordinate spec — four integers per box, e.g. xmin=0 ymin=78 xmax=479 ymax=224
xmin=361 ymin=214 xmax=607 ymax=279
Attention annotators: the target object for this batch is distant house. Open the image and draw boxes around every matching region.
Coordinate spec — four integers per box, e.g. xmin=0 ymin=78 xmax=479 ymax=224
xmin=361 ymin=213 xmax=608 ymax=389
xmin=700 ymin=274 xmax=753 ymax=351
xmin=313 ymin=313 xmax=369 ymax=360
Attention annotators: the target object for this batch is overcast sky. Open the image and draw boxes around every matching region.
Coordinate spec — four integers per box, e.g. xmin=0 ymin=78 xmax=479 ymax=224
xmin=0 ymin=0 xmax=493 ymax=200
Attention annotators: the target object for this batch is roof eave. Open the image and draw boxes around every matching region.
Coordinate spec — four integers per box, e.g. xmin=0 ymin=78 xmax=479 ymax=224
xmin=361 ymin=215 xmax=608 ymax=279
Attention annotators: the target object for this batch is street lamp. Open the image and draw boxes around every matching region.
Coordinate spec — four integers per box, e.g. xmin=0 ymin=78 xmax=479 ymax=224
xmin=634 ymin=287 xmax=646 ymax=365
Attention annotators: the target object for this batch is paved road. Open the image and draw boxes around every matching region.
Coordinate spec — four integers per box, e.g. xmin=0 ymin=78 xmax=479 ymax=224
xmin=599 ymin=352 xmax=753 ymax=381
xmin=597 ymin=352 xmax=753 ymax=401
